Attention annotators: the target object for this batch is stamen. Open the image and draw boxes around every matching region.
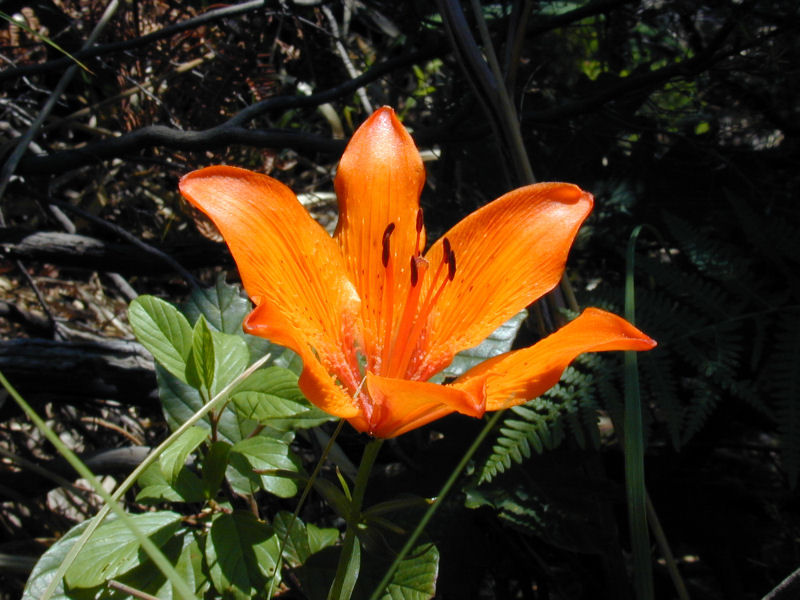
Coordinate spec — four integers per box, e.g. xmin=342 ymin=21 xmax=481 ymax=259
xmin=410 ymin=256 xmax=419 ymax=287
xmin=381 ymin=223 xmax=395 ymax=268
xmin=415 ymin=209 xmax=424 ymax=256
xmin=448 ymin=251 xmax=457 ymax=281
xmin=443 ymin=237 xmax=451 ymax=261
xmin=379 ymin=222 xmax=396 ymax=372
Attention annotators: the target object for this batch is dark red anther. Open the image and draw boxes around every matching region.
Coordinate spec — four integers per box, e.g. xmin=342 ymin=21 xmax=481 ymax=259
xmin=442 ymin=237 xmax=452 ymax=263
xmin=410 ymin=256 xmax=419 ymax=286
xmin=448 ymin=251 xmax=457 ymax=281
xmin=416 ymin=209 xmax=424 ymax=233
xmin=382 ymin=223 xmax=396 ymax=267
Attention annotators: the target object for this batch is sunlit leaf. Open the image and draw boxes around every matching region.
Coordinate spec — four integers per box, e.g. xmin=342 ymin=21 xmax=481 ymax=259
xmin=227 ymin=435 xmax=301 ymax=498
xmin=159 ymin=426 xmax=208 ymax=484
xmin=129 ymin=296 xmax=193 ymax=382
xmin=63 ymin=511 xmax=182 ymax=589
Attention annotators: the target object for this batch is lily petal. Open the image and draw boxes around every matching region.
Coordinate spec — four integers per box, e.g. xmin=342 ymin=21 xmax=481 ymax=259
xmin=244 ymin=304 xmax=360 ymax=419
xmin=333 ymin=107 xmax=426 ymax=368
xmin=452 ymin=308 xmax=657 ymax=410
xmin=180 ymin=166 xmax=361 ymax=418
xmin=415 ymin=183 xmax=593 ymax=379
xmin=355 ymin=373 xmax=484 ymax=438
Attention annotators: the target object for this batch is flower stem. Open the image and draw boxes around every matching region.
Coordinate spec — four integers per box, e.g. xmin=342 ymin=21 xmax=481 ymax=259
xmin=368 ymin=410 xmax=504 ymax=600
xmin=328 ymin=437 xmax=384 ymax=600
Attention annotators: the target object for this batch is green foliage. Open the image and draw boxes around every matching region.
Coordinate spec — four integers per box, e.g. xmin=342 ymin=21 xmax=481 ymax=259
xmin=25 ymin=278 xmax=442 ymax=599
xmin=479 ymin=358 xmax=605 ymax=483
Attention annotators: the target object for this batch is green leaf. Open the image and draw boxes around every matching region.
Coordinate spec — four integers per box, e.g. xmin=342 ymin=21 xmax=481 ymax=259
xmin=129 ymin=296 xmax=193 ymax=382
xmin=156 ymin=330 xmax=251 ymax=443
xmin=440 ymin=310 xmax=526 ymax=379
xmin=209 ymin=330 xmax=249 ymax=399
xmin=272 ymin=512 xmax=338 ymax=567
xmin=362 ymin=543 xmax=439 ymax=600
xmin=297 ymin=543 xmax=438 ymax=600
xmin=159 ymin=426 xmax=208 ymax=484
xmin=205 ymin=511 xmax=280 ymax=599
xmin=183 ymin=276 xmax=297 ymax=368
xmin=227 ymin=435 xmax=301 ymax=498
xmin=108 ymin=530 xmax=205 ymax=600
xmin=136 ymin=460 xmax=205 ymax=504
xmin=185 ymin=316 xmax=216 ymax=393
xmin=23 ymin=519 xmax=92 ymax=600
xmin=64 ymin=511 xmax=182 ymax=589
xmin=202 ymin=441 xmax=232 ymax=499
xmin=184 ymin=275 xmax=252 ymax=335
xmin=231 ymin=367 xmax=333 ymax=431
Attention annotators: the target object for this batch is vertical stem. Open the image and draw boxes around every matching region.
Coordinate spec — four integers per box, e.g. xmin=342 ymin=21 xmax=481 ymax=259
xmin=368 ymin=410 xmax=505 ymax=600
xmin=329 ymin=437 xmax=384 ymax=600
xmin=625 ymin=225 xmax=653 ymax=600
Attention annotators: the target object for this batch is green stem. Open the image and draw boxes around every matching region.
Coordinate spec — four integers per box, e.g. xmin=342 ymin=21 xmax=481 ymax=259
xmin=329 ymin=437 xmax=384 ymax=600
xmin=368 ymin=410 xmax=504 ymax=600
xmin=625 ymin=225 xmax=653 ymax=600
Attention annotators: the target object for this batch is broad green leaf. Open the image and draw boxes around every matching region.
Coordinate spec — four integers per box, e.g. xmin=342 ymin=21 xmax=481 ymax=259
xmin=272 ymin=512 xmax=338 ymax=567
xmin=209 ymin=330 xmax=249 ymax=398
xmin=205 ymin=511 xmax=280 ymax=599
xmin=23 ymin=519 xmax=92 ymax=600
xmin=183 ymin=276 xmax=296 ymax=367
xmin=272 ymin=512 xmax=311 ymax=567
xmin=231 ymin=367 xmax=332 ymax=431
xmin=129 ymin=296 xmax=193 ymax=382
xmin=202 ymin=441 xmax=232 ymax=499
xmin=439 ymin=309 xmax=527 ymax=379
xmin=136 ymin=460 xmax=205 ymax=504
xmin=159 ymin=426 xmax=208 ymax=484
xmin=307 ymin=522 xmax=339 ymax=556
xmin=64 ymin=511 xmax=182 ymax=589
xmin=157 ymin=363 xmax=210 ymax=432
xmin=184 ymin=275 xmax=252 ymax=335
xmin=109 ymin=529 xmax=204 ymax=600
xmin=185 ymin=316 xmax=216 ymax=393
xmin=157 ymin=331 xmax=250 ymax=443
xmin=227 ymin=435 xmax=301 ymax=498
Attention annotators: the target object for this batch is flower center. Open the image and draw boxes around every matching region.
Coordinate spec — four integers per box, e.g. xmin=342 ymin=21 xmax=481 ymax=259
xmin=377 ymin=211 xmax=456 ymax=379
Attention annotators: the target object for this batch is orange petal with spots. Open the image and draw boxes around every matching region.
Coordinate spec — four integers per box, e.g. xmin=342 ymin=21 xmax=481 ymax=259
xmin=333 ymin=107 xmax=426 ymax=369
xmin=180 ymin=166 xmax=361 ymax=418
xmin=452 ymin=308 xmax=657 ymax=411
xmin=414 ymin=183 xmax=593 ymax=379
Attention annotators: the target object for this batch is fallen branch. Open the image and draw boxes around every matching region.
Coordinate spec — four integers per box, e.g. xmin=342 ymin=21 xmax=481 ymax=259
xmin=0 ymin=445 xmax=152 ymax=498
xmin=0 ymin=337 xmax=156 ymax=405
xmin=0 ymin=229 xmax=228 ymax=275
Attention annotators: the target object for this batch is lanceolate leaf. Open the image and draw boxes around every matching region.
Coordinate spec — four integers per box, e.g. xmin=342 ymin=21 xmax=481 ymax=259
xmin=129 ymin=296 xmax=193 ymax=382
xmin=185 ymin=316 xmax=216 ymax=393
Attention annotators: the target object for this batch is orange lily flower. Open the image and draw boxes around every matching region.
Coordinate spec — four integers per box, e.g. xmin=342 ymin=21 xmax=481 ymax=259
xmin=180 ymin=107 xmax=655 ymax=438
